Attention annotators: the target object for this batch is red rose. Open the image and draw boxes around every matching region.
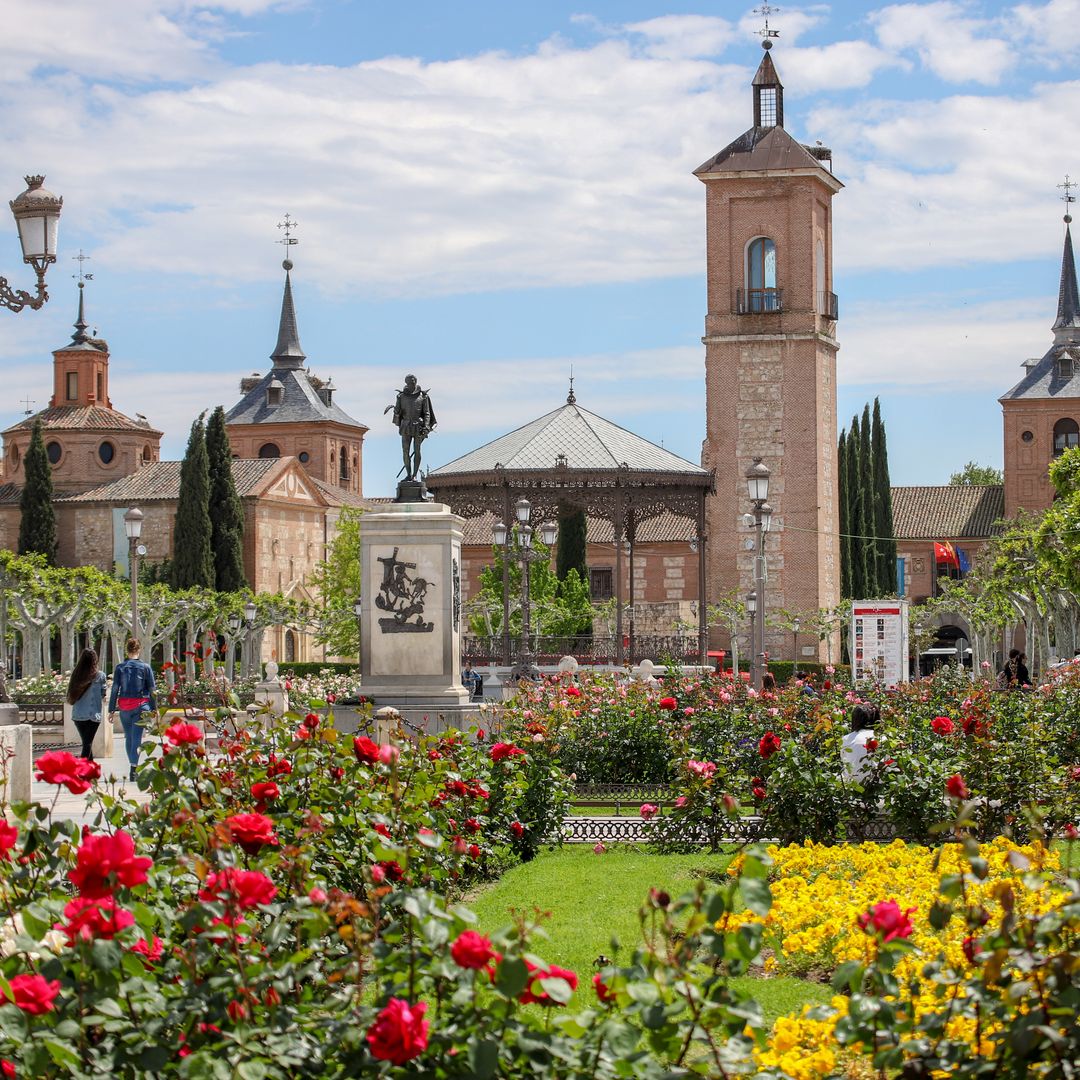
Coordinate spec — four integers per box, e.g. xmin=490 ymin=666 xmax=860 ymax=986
xmin=751 ymin=784 xmax=767 ymax=800
xmin=519 ymin=960 xmax=578 ymax=1005
xmin=303 ymin=712 xmax=320 ymax=730
xmin=450 ymin=930 xmax=497 ymax=970
xmin=464 ymin=817 xmax=482 ymax=833
xmin=68 ymin=830 xmax=153 ymax=898
xmin=566 ymin=686 xmax=582 ymax=698
xmin=59 ymin=896 xmax=135 ymax=943
xmin=510 ymin=821 xmax=524 ymax=838
xmin=658 ymin=697 xmax=677 ymax=710
xmin=308 ymin=886 xmax=328 ymax=904
xmin=226 ymin=999 xmax=247 ymax=1023
xmin=35 ymin=751 xmax=99 ymax=794
xmin=857 ymin=899 xmax=916 ymax=942
xmin=758 ymin=732 xmax=781 ymax=758
xmin=5 ymin=973 xmax=60 ymax=1015
xmin=0 ymin=821 xmax=18 ymax=861
xmin=199 ymin=868 xmax=277 ymax=921
xmin=467 ymin=844 xmax=481 ymax=859
xmin=164 ymin=722 xmax=203 ymax=746
xmin=1065 ymin=824 xmax=1079 ymax=841
xmin=945 ymin=773 xmax=971 ymax=800
xmin=931 ymin=716 xmax=955 ymax=736
xmin=267 ymin=757 xmax=292 ymax=777
xmin=962 ymin=935 xmax=979 ymax=964
xmin=865 ymin=738 xmax=879 ymax=752
xmin=131 ymin=935 xmax=164 ymax=962
xmin=353 ymin=736 xmax=379 ymax=765
xmin=475 ymin=728 xmax=486 ymax=741
xmin=2 ymin=1059 xmax=14 ymax=1077
xmin=225 ymin=813 xmax=279 ymax=856
xmin=374 ymin=823 xmax=391 ymax=838
xmin=592 ymin=973 xmax=616 ymax=1004
xmin=250 ymin=781 xmax=280 ymax=805
xmin=490 ymin=742 xmax=526 ymax=762
xmin=376 ymin=860 xmax=404 ymax=882
xmin=367 ymin=998 xmax=429 ymax=1065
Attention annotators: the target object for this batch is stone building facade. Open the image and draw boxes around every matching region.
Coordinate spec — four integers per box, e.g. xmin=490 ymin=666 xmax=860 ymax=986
xmin=695 ymin=44 xmax=842 ymax=659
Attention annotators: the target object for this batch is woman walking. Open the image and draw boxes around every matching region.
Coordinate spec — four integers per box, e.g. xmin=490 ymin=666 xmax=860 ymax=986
xmin=108 ymin=638 xmax=156 ymax=781
xmin=67 ymin=649 xmax=107 ymax=762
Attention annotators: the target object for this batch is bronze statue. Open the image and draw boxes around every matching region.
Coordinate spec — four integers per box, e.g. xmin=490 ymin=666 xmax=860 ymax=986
xmin=386 ymin=375 xmax=436 ymax=483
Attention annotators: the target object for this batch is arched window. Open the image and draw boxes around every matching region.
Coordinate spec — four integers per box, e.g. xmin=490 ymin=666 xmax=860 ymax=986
xmin=1054 ymin=418 xmax=1080 ymax=456
xmin=258 ymin=442 xmax=281 ymax=459
xmin=46 ymin=441 xmax=62 ymax=465
xmin=284 ymin=629 xmax=297 ymax=663
xmin=339 ymin=445 xmax=349 ymax=481
xmin=746 ymin=237 xmax=778 ymax=312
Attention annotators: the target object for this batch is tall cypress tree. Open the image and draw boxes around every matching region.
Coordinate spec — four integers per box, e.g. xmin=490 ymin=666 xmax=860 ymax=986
xmin=171 ymin=415 xmax=215 ymax=590
xmin=871 ymin=398 xmax=897 ymax=594
xmin=205 ymin=406 xmax=247 ymax=592
xmin=847 ymin=412 xmax=866 ymax=598
xmin=837 ymin=428 xmax=851 ymax=598
xmin=556 ymin=506 xmax=588 ymax=583
xmin=18 ymin=419 xmax=57 ymax=564
xmin=859 ymin=404 xmax=877 ymax=595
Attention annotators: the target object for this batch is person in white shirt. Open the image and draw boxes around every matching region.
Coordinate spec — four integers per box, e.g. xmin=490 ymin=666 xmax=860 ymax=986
xmin=841 ymin=702 xmax=880 ymax=785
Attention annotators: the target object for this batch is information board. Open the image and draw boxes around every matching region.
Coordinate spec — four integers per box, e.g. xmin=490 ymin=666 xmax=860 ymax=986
xmin=849 ymin=600 xmax=909 ymax=686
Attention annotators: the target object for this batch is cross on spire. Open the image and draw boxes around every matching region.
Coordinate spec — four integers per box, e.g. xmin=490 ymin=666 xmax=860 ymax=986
xmin=754 ymin=3 xmax=780 ymax=45
xmin=71 ymin=249 xmax=93 ymax=284
xmin=1060 ymin=176 xmax=1077 ymax=225
xmin=277 ymin=214 xmax=299 ymax=249
xmin=20 ymin=397 xmax=35 ymax=417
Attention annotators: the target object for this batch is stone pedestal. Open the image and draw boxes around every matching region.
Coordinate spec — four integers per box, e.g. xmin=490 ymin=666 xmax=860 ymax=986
xmin=0 ymin=704 xmax=19 ymax=728
xmin=0 ymin=725 xmax=32 ymax=803
xmin=360 ymin=502 xmax=472 ymax=726
xmin=63 ymin=703 xmax=115 ymax=758
xmin=254 ymin=661 xmax=289 ymax=718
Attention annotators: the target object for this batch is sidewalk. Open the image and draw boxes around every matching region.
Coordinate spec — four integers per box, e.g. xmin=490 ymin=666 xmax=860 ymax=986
xmin=31 ymin=741 xmax=151 ymax=824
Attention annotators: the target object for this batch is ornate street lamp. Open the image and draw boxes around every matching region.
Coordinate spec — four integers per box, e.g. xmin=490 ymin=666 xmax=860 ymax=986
xmin=3 ymin=176 xmax=63 ymax=313
xmin=792 ymin=617 xmax=801 ymax=666
xmin=493 ymin=500 xmax=558 ymax=682
xmin=123 ymin=508 xmax=145 ymax=639
xmin=353 ymin=596 xmax=363 ymax=664
xmin=745 ymin=456 xmax=771 ymax=689
xmin=243 ymin=600 xmax=257 ymax=678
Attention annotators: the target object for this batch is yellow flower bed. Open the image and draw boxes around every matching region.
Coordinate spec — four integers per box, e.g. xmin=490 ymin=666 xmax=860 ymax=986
xmin=728 ymin=839 xmax=1065 ymax=1078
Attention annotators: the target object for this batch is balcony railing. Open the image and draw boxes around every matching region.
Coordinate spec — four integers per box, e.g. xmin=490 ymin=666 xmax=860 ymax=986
xmin=735 ymin=287 xmax=783 ymax=314
xmin=817 ymin=290 xmax=839 ymax=319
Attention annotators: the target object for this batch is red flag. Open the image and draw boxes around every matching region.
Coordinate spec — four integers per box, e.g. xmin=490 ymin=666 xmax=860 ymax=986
xmin=934 ymin=541 xmax=958 ymax=566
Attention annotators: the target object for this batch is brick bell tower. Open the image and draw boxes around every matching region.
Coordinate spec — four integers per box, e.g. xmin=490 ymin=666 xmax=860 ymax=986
xmin=696 ymin=39 xmax=842 ymax=660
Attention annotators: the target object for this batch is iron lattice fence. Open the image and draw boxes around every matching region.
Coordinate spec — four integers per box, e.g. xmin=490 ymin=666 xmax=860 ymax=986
xmin=463 ymin=636 xmax=703 ymax=666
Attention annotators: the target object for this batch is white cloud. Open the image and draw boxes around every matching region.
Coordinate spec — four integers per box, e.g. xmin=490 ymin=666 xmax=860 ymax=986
xmin=871 ymin=2 xmax=1013 ymax=84
xmin=622 ymin=15 xmax=733 ymax=59
xmin=840 ymin=296 xmax=1049 ymax=390
xmin=782 ymin=40 xmax=907 ymax=91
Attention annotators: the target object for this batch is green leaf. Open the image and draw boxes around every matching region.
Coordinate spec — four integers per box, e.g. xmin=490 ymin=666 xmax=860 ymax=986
xmin=928 ymin=900 xmax=953 ymax=930
xmin=20 ymin=903 xmax=50 ymax=939
xmin=627 ymin=982 xmax=659 ymax=1006
xmin=468 ymin=1039 xmax=499 ymax=1079
xmin=831 ymin=961 xmax=864 ymax=993
xmin=236 ymin=1062 xmax=268 ymax=1080
xmin=537 ymin=976 xmax=573 ymax=1004
xmin=739 ymin=877 xmax=772 ymax=916
xmin=494 ymin=956 xmax=528 ymax=998
xmin=43 ymin=1039 xmax=81 ymax=1068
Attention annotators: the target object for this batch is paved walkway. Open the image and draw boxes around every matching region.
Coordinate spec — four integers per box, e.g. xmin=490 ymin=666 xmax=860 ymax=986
xmin=31 ymin=742 xmax=151 ymax=824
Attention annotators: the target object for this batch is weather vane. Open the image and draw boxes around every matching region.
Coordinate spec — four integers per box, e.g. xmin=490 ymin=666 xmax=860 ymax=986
xmin=20 ymin=398 xmax=35 ymax=417
xmin=277 ymin=214 xmax=299 ymax=248
xmin=1060 ymin=176 xmax=1076 ymax=223
xmin=567 ymin=366 xmax=576 ymax=405
xmin=754 ymin=3 xmax=780 ymax=45
xmin=71 ymin=249 xmax=93 ymax=285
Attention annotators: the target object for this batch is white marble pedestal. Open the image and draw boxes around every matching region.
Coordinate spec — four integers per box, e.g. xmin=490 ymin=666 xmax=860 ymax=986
xmin=359 ymin=502 xmax=473 ymax=730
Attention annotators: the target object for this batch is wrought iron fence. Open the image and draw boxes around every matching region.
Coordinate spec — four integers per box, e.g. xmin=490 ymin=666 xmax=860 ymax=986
xmin=462 ymin=636 xmax=703 ymax=666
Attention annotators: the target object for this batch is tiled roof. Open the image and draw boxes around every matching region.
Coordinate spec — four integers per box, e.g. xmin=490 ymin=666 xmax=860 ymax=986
xmin=890 ymin=485 xmax=1004 ymax=540
xmin=62 ymin=459 xmax=283 ymax=503
xmin=311 ymin=479 xmax=376 ymax=509
xmin=459 ymin=509 xmax=697 ymax=547
xmin=998 ymin=343 xmax=1080 ymax=401
xmin=225 ymin=367 xmax=366 ymax=431
xmin=430 ymin=402 xmax=709 ymax=478
xmin=694 ymin=124 xmax=830 ymax=176
xmin=3 ymin=406 xmax=161 ymax=436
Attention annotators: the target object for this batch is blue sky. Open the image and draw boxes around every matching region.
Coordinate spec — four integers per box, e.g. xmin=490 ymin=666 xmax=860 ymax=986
xmin=2 ymin=0 xmax=1079 ymax=496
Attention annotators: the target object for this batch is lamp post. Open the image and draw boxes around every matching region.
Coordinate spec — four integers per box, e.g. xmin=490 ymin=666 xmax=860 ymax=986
xmin=745 ymin=457 xmax=772 ymax=690
xmin=353 ymin=597 xmax=363 ymax=665
xmin=746 ymin=591 xmax=757 ymax=686
xmin=3 ymin=176 xmax=63 ymax=313
xmin=493 ymin=497 xmax=558 ymax=683
xmin=227 ymin=612 xmax=241 ymax=679
xmin=243 ymin=600 xmax=257 ymax=679
xmin=123 ymin=508 xmax=144 ymax=641
xmin=792 ymin=617 xmax=801 ymax=667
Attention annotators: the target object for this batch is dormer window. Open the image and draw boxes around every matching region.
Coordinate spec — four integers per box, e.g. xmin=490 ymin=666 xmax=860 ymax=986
xmin=266 ymin=379 xmax=284 ymax=407
xmin=1059 ymin=354 xmax=1077 ymax=380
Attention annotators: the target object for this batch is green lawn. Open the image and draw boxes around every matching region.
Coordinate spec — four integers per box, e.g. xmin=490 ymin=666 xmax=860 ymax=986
xmin=468 ymin=845 xmax=831 ymax=1028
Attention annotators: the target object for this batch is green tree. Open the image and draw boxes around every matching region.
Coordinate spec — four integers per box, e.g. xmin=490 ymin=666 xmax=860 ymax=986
xmin=309 ymin=506 xmax=363 ymax=657
xmin=556 ymin=506 xmax=588 ymax=582
xmin=205 ymin=406 xmax=247 ymax=592
xmin=171 ymin=415 xmax=215 ymax=590
xmin=846 ymin=412 xmax=867 ymax=598
xmin=837 ymin=428 xmax=851 ymax=598
xmin=949 ymin=461 xmax=1004 ymax=486
xmin=859 ymin=403 xmax=876 ymax=594
xmin=18 ymin=419 xmax=57 ymax=564
xmin=871 ymin=398 xmax=897 ymax=594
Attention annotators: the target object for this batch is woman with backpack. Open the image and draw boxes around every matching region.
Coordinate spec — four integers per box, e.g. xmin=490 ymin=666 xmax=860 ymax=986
xmin=108 ymin=638 xmax=156 ymax=781
xmin=67 ymin=648 xmax=107 ymax=762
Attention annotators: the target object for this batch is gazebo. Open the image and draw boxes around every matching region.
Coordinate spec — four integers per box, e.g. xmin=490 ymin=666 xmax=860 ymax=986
xmin=427 ymin=388 xmax=715 ymax=665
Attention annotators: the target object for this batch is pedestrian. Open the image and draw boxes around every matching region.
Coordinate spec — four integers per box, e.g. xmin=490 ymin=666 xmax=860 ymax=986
xmin=108 ymin=638 xmax=156 ymax=781
xmin=462 ymin=662 xmax=478 ymax=699
xmin=66 ymin=648 xmax=107 ymax=762
xmin=841 ymin=702 xmax=880 ymax=785
xmin=1016 ymin=652 xmax=1032 ymax=687
xmin=998 ymin=649 xmax=1025 ymax=690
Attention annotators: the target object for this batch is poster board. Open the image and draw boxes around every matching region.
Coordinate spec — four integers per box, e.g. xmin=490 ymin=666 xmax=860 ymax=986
xmin=850 ymin=600 xmax=909 ymax=686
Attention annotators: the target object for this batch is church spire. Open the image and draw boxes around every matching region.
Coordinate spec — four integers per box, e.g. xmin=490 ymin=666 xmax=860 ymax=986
xmin=1054 ymin=177 xmax=1080 ymax=342
xmin=271 ymin=260 xmax=306 ymax=369
xmin=71 ymin=280 xmax=91 ymax=344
